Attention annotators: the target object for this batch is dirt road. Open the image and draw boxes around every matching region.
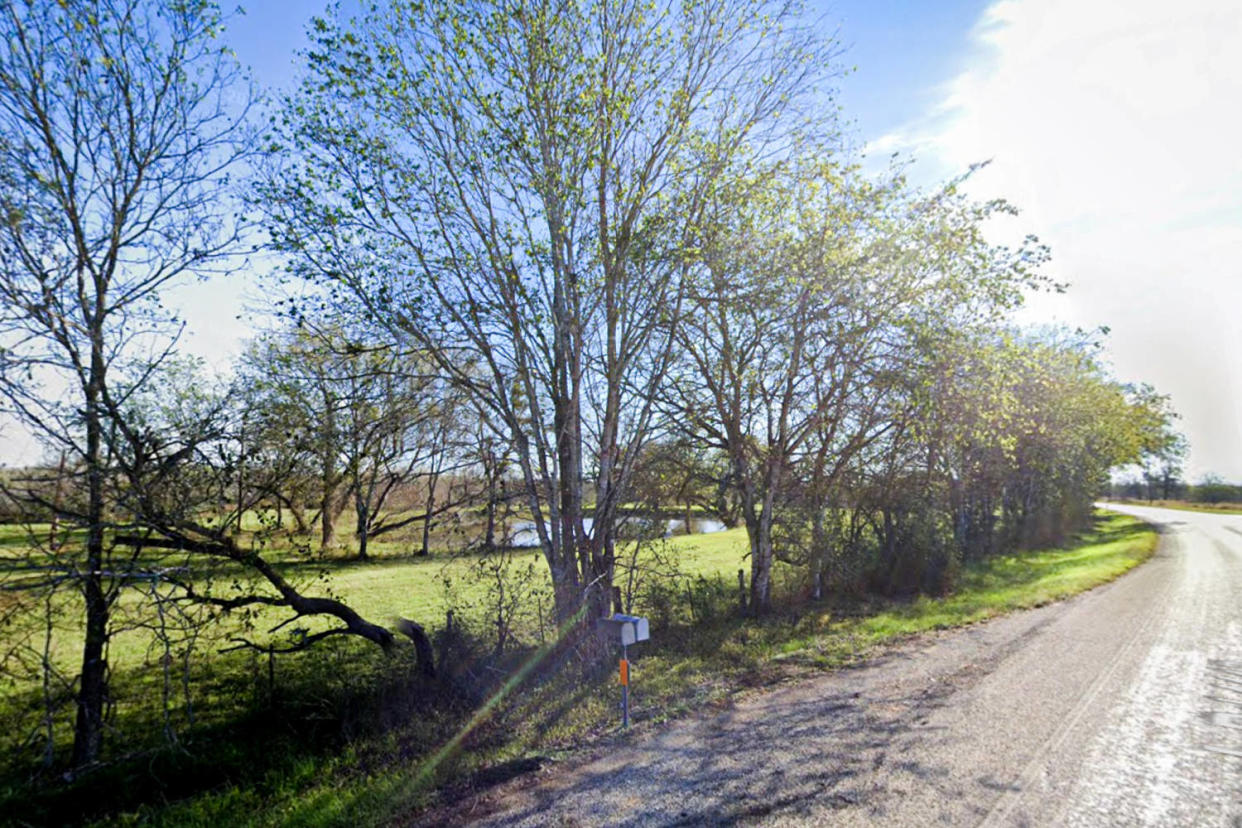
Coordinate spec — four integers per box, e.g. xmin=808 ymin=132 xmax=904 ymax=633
xmin=439 ymin=504 xmax=1242 ymax=826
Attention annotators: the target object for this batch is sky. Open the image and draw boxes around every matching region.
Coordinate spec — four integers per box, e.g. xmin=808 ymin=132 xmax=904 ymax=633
xmin=3 ymin=0 xmax=1240 ymax=481
xmin=852 ymin=0 xmax=1242 ymax=481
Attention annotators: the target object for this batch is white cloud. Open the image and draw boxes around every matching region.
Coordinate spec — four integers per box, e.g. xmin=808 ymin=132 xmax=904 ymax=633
xmin=901 ymin=0 xmax=1242 ymax=480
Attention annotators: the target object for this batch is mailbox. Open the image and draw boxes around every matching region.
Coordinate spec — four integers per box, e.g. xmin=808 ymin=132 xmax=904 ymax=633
xmin=598 ymin=613 xmax=650 ymax=729
xmin=613 ymin=613 xmax=649 ymax=643
xmin=597 ymin=613 xmax=650 ymax=646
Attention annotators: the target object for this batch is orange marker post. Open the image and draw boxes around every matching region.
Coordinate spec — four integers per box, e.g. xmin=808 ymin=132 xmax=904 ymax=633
xmin=620 ymin=650 xmax=630 ymax=728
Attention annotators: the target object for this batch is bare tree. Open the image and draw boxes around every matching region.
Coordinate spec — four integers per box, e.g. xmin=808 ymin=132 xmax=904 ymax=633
xmin=0 ymin=1 xmax=436 ymax=769
xmin=0 ymin=0 xmax=255 ymax=766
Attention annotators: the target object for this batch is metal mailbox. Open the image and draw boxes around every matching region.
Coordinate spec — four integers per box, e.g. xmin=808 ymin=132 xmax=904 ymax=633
xmin=597 ymin=613 xmax=650 ymax=729
xmin=599 ymin=613 xmax=649 ymax=646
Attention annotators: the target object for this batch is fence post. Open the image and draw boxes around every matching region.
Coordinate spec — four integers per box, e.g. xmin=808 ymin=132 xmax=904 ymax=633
xmin=437 ymin=609 xmax=454 ymax=675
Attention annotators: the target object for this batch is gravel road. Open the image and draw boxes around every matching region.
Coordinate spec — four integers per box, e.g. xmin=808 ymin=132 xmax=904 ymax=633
xmin=427 ymin=504 xmax=1242 ymax=827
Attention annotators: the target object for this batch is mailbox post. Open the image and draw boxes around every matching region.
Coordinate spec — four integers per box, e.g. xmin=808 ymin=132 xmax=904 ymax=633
xmin=597 ymin=613 xmax=649 ymax=728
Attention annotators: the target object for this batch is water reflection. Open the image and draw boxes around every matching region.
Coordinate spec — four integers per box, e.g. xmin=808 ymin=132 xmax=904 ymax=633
xmin=507 ymin=515 xmax=727 ymax=548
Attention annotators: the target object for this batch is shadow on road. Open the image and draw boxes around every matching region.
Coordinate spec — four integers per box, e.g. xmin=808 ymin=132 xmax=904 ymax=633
xmin=440 ymin=647 xmax=982 ymax=827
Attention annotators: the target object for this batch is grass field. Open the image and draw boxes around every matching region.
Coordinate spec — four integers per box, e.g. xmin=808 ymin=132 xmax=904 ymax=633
xmin=0 ymin=510 xmax=1156 ymax=826
xmin=0 ymin=521 xmax=752 ymax=676
xmin=0 ymin=517 xmax=750 ymax=639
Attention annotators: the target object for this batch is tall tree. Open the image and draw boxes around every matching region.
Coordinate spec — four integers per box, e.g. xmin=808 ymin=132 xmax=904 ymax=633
xmin=259 ymin=0 xmax=833 ymax=632
xmin=671 ymin=159 xmax=1042 ymax=611
xmin=238 ymin=327 xmax=473 ymax=559
xmin=0 ymin=0 xmax=252 ymax=766
xmin=1131 ymin=386 xmax=1186 ymax=501
xmin=239 ymin=331 xmax=356 ymax=552
xmin=0 ymin=1 xmax=433 ymax=769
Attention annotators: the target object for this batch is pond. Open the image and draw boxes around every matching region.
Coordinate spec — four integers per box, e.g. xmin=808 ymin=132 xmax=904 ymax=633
xmin=507 ymin=515 xmax=727 ymax=548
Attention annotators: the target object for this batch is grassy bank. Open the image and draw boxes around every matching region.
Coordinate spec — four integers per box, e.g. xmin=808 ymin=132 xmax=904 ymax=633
xmin=497 ymin=509 xmax=1157 ymax=752
xmin=1 ymin=510 xmax=1156 ymax=826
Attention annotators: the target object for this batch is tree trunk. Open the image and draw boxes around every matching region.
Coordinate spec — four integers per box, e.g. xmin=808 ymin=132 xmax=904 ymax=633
xmin=73 ymin=570 xmax=108 ymax=768
xmin=320 ymin=488 xmax=338 ymax=551
xmin=484 ymin=495 xmax=496 ymax=551
xmin=396 ymin=618 xmax=435 ymax=678
xmin=72 ymin=339 xmax=108 ymax=768
xmin=551 ymin=573 xmax=582 ymax=628
xmin=749 ymin=512 xmax=774 ymax=614
xmin=811 ymin=507 xmax=826 ymax=600
xmin=881 ymin=508 xmax=898 ymax=592
xmin=235 ymin=418 xmax=246 ymax=532
xmin=732 ymin=454 xmax=771 ymax=615
xmin=355 ymin=490 xmax=369 ymax=561
xmin=287 ymin=497 xmax=308 ymax=534
xmin=318 ymin=389 xmax=338 ymax=552
xmin=418 ymin=481 xmax=435 ymax=557
xmin=482 ymin=448 xmax=498 ymax=550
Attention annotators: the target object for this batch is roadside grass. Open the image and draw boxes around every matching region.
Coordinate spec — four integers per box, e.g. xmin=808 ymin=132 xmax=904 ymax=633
xmin=0 ymin=522 xmax=749 ymax=822
xmin=1103 ymin=497 xmax=1242 ymax=516
xmin=0 ymin=511 xmax=1155 ymax=826
xmin=497 ymin=510 xmax=1157 ymax=753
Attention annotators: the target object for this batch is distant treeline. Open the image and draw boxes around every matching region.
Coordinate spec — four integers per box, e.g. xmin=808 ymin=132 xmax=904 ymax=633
xmin=1109 ymin=477 xmax=1242 ymax=504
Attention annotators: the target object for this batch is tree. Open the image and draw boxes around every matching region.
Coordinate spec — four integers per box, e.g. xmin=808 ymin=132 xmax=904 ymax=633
xmin=239 ymin=330 xmax=362 ymax=552
xmin=670 ymin=158 xmax=1042 ymax=611
xmin=0 ymin=0 xmax=254 ymax=766
xmin=1192 ymin=474 xmax=1241 ymax=504
xmin=0 ymin=2 xmax=435 ymax=770
xmin=240 ymin=324 xmax=479 ymax=559
xmin=901 ymin=329 xmax=1165 ymax=561
xmin=1132 ymin=388 xmax=1186 ymax=501
xmin=259 ymin=0 xmax=833 ymax=634
xmin=627 ymin=439 xmax=735 ymax=531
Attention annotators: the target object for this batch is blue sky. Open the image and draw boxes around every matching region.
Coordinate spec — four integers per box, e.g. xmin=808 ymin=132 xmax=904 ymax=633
xmin=829 ymin=0 xmax=992 ymax=144
xmin=184 ymin=0 xmax=996 ymax=363
xmin=224 ymin=1 xmax=992 ymax=157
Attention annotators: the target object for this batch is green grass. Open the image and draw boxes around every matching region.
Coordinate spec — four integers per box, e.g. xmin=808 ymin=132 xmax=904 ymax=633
xmin=0 ymin=516 xmax=749 ymax=649
xmin=0 ymin=518 xmax=750 ymax=724
xmin=795 ymin=510 xmax=1155 ymax=656
xmin=0 ymin=511 xmax=1156 ymax=826
xmin=502 ymin=510 xmax=1156 ymax=742
xmin=317 ymin=526 xmax=747 ymax=625
xmin=0 ymin=522 xmax=753 ymax=822
xmin=180 ymin=510 xmax=1154 ymax=827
